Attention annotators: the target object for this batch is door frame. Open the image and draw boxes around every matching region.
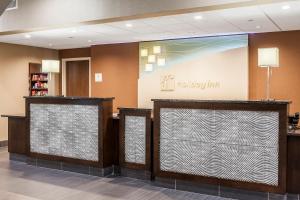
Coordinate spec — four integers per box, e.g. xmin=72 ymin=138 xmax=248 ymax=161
xmin=62 ymin=57 xmax=91 ymax=97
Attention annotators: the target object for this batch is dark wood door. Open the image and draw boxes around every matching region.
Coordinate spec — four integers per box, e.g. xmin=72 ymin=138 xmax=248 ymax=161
xmin=66 ymin=60 xmax=89 ymax=97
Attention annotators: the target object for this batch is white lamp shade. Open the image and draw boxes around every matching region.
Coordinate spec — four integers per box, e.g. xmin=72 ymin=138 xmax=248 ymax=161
xmin=258 ymin=48 xmax=279 ymax=67
xmin=42 ymin=60 xmax=60 ymax=73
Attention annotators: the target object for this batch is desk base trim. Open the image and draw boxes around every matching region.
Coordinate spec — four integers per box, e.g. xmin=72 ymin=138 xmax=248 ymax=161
xmin=0 ymin=140 xmax=8 ymax=147
xmin=154 ymin=177 xmax=297 ymax=200
xmin=119 ymin=167 xmax=152 ymax=180
xmin=9 ymin=153 xmax=113 ymax=177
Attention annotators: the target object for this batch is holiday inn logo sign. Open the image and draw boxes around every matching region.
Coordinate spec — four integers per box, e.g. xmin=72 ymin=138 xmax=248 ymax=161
xmin=160 ymin=74 xmax=220 ymax=92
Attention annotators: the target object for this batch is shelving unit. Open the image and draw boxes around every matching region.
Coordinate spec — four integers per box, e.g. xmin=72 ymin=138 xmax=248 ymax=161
xmin=30 ymin=73 xmax=48 ymax=96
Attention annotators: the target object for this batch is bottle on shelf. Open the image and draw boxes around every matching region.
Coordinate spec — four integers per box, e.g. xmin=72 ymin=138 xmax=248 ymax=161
xmin=30 ymin=73 xmax=49 ymax=96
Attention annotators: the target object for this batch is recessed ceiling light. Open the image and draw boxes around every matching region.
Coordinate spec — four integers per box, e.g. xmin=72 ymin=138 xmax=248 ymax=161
xmin=282 ymin=5 xmax=290 ymax=10
xmin=24 ymin=34 xmax=31 ymax=39
xmin=194 ymin=15 xmax=203 ymax=20
xmin=71 ymin=29 xmax=77 ymax=33
xmin=256 ymin=25 xmax=261 ymax=29
xmin=88 ymin=40 xmax=92 ymax=43
xmin=125 ymin=23 xmax=133 ymax=28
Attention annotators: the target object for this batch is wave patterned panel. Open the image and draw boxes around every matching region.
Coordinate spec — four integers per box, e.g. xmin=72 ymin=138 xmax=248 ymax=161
xmin=30 ymin=104 xmax=99 ymax=161
xmin=125 ymin=116 xmax=146 ymax=164
xmin=160 ymin=108 xmax=279 ymax=186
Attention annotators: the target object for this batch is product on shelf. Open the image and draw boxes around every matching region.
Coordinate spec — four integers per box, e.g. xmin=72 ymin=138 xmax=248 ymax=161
xmin=30 ymin=73 xmax=49 ymax=96
xmin=32 ymin=82 xmax=48 ymax=89
xmin=31 ymin=74 xmax=48 ymax=81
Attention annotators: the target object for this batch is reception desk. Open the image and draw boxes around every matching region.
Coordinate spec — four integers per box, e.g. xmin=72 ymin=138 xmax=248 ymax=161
xmin=22 ymin=96 xmax=115 ymax=175
xmin=152 ymin=99 xmax=289 ymax=194
xmin=3 ymin=97 xmax=299 ymax=197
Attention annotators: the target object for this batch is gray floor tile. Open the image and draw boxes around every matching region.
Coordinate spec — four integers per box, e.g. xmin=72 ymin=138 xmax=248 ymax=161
xmin=220 ymin=186 xmax=268 ymax=200
xmin=0 ymin=150 xmax=249 ymax=200
xmin=269 ymin=193 xmax=287 ymax=200
xmin=287 ymin=193 xmax=299 ymax=200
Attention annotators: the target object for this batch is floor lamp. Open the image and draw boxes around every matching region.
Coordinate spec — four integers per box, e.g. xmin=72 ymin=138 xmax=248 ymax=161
xmin=42 ymin=60 xmax=60 ymax=96
xmin=258 ymin=48 xmax=279 ymax=100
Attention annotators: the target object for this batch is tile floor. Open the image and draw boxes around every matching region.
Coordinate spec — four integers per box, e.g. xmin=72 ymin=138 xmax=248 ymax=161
xmin=0 ymin=147 xmax=232 ymax=200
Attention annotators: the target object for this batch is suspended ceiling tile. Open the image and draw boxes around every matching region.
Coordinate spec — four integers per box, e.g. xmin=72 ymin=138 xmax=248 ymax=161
xmin=261 ymin=1 xmax=300 ymax=31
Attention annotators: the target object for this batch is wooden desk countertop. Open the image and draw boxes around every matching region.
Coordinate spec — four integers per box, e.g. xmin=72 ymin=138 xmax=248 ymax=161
xmin=1 ymin=114 xmax=25 ymax=119
xmin=288 ymin=129 xmax=300 ymax=137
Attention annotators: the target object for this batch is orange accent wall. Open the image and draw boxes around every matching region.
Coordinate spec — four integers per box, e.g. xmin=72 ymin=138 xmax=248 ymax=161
xmin=58 ymin=30 xmax=300 ymax=114
xmin=249 ymin=31 xmax=300 ymax=113
xmin=91 ymin=43 xmax=139 ymax=112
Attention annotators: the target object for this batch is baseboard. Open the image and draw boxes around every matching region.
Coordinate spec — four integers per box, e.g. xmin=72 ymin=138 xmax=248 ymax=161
xmin=0 ymin=140 xmax=8 ymax=147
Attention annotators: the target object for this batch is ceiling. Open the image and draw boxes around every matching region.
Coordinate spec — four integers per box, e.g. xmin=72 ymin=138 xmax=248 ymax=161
xmin=0 ymin=0 xmax=12 ymax=16
xmin=0 ymin=0 xmax=299 ymax=49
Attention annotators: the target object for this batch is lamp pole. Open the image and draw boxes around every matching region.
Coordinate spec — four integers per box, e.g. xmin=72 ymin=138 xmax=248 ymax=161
xmin=267 ymin=66 xmax=271 ymax=100
xmin=258 ymin=47 xmax=279 ymax=101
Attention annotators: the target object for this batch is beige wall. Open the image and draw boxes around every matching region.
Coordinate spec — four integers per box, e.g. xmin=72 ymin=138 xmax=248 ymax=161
xmin=0 ymin=42 xmax=58 ymax=141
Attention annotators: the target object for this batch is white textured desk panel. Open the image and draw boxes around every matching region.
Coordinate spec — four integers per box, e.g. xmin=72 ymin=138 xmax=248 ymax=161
xmin=124 ymin=116 xmax=146 ymax=164
xmin=160 ymin=108 xmax=279 ymax=186
xmin=30 ymin=104 xmax=99 ymax=161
